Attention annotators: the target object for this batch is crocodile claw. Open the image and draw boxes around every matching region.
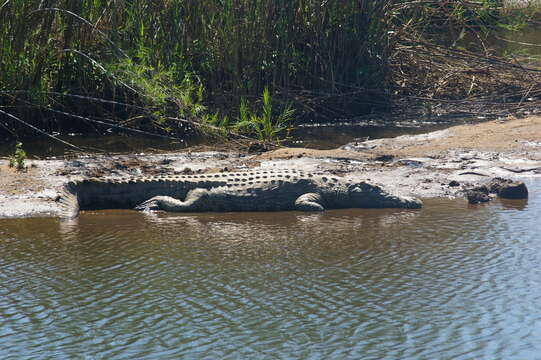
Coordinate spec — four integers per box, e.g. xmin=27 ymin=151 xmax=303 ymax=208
xmin=135 ymin=198 xmax=161 ymax=211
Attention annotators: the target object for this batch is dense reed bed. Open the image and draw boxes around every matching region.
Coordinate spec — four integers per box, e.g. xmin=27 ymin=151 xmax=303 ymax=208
xmin=0 ymin=0 xmax=540 ymax=142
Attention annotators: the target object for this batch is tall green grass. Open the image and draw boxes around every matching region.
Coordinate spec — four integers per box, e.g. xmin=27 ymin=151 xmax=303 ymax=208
xmin=0 ymin=0 xmax=394 ymax=137
xmin=0 ymin=0 xmax=536 ymax=141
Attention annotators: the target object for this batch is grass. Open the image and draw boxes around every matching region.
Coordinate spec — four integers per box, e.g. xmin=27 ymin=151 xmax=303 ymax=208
xmin=0 ymin=0 xmax=392 ymax=139
xmin=1 ymin=1 xmax=540 ymax=145
xmin=8 ymin=142 xmax=26 ymax=170
xmin=235 ymin=88 xmax=295 ymax=143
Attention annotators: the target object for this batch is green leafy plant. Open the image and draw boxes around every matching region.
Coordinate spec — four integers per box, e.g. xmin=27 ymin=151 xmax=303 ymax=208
xmin=8 ymin=142 xmax=27 ymax=170
xmin=200 ymin=112 xmax=231 ymax=139
xmin=235 ymin=88 xmax=294 ymax=143
xmin=108 ymin=58 xmax=207 ymax=130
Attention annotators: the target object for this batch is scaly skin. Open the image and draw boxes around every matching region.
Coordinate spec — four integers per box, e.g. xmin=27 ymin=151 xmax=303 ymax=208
xmin=60 ymin=169 xmax=422 ymax=218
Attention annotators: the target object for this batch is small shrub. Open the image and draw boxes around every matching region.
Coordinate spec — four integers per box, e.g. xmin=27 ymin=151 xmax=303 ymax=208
xmin=235 ymin=88 xmax=294 ymax=143
xmin=8 ymin=142 xmax=26 ymax=170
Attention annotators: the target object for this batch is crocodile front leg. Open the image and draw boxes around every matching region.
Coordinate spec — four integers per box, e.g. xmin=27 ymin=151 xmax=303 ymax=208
xmin=135 ymin=188 xmax=209 ymax=212
xmin=295 ymin=193 xmax=325 ymax=211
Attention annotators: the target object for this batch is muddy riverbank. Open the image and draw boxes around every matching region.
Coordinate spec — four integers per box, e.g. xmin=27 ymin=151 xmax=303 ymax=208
xmin=1 ymin=115 xmax=540 ymax=218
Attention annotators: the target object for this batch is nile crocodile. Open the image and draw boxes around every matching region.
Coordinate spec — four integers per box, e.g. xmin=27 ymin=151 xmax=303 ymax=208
xmin=59 ymin=169 xmax=422 ymax=218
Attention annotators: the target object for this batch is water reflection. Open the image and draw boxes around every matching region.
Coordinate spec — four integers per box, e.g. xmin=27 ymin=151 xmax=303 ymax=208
xmin=498 ymin=198 xmax=529 ymax=211
xmin=0 ymin=182 xmax=540 ymax=359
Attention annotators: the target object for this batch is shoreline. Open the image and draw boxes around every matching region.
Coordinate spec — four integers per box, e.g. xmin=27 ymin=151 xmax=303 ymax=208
xmin=1 ymin=116 xmax=540 ymax=219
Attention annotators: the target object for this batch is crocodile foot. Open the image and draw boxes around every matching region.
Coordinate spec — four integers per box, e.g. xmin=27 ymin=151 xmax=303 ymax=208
xmin=135 ymin=197 xmax=163 ymax=211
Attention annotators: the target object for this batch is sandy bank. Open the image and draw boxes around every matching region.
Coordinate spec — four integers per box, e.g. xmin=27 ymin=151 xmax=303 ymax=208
xmin=1 ymin=116 xmax=540 ymax=218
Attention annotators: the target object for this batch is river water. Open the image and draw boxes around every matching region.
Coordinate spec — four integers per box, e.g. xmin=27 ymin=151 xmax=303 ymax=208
xmin=0 ymin=181 xmax=540 ymax=359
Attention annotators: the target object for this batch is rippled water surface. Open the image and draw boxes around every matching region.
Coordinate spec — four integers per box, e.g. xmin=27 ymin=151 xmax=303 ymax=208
xmin=1 ymin=182 xmax=540 ymax=359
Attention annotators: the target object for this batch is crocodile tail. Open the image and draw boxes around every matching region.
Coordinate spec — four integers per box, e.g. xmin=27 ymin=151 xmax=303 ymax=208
xmin=59 ymin=181 xmax=80 ymax=219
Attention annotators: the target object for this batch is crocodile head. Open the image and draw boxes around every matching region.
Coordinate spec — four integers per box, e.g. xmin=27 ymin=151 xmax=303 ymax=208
xmin=347 ymin=182 xmax=422 ymax=209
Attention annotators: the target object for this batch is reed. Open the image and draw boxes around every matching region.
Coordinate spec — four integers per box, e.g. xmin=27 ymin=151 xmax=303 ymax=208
xmin=0 ymin=0 xmax=539 ymax=141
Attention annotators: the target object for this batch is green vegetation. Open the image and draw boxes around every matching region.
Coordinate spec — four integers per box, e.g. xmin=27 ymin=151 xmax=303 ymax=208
xmin=0 ymin=1 xmax=540 ymax=144
xmin=8 ymin=142 xmax=27 ymax=170
xmin=235 ymin=88 xmax=294 ymax=143
xmin=201 ymin=88 xmax=294 ymax=143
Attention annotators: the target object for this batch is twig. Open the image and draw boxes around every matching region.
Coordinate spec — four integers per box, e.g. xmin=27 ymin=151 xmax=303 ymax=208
xmin=44 ymin=108 xmax=183 ymax=140
xmin=0 ymin=90 xmax=147 ymax=111
xmin=163 ymin=116 xmax=255 ymax=141
xmin=0 ymin=109 xmax=85 ymax=151
xmin=495 ymin=35 xmax=541 ymax=48
xmin=459 ymin=171 xmax=489 ymax=176
xmin=62 ymin=49 xmax=141 ymax=97
xmin=500 ymin=166 xmax=541 ymax=173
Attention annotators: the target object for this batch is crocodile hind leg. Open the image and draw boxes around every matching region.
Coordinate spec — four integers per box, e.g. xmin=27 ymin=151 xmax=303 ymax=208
xmin=135 ymin=188 xmax=209 ymax=212
xmin=295 ymin=193 xmax=325 ymax=211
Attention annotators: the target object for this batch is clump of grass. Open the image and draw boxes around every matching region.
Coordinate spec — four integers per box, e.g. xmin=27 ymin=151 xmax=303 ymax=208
xmin=8 ymin=142 xmax=27 ymax=170
xmin=235 ymin=88 xmax=294 ymax=143
xmin=201 ymin=88 xmax=294 ymax=143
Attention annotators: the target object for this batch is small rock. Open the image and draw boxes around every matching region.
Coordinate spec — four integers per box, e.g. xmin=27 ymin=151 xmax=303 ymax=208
xmin=466 ymin=190 xmax=491 ymax=204
xmin=396 ymin=159 xmax=424 ymax=168
xmin=449 ymin=180 xmax=460 ymax=187
xmin=248 ymin=142 xmax=268 ymax=154
xmin=374 ymin=154 xmax=394 ymax=162
xmin=69 ymin=160 xmax=85 ymax=168
xmin=486 ymin=177 xmax=509 ymax=193
xmin=487 ymin=178 xmax=528 ymax=199
xmin=498 ymin=181 xmax=528 ymax=199
xmin=465 ymin=184 xmax=490 ymax=204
